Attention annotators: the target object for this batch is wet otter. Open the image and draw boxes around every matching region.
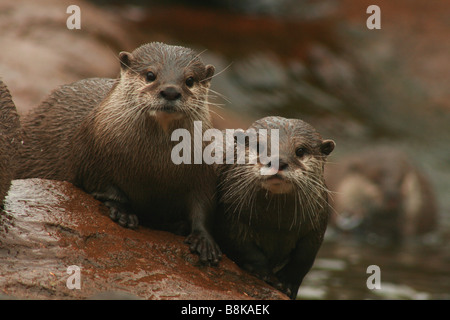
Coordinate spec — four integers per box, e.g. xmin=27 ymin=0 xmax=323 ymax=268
xmin=326 ymin=147 xmax=438 ymax=243
xmin=0 ymin=80 xmax=22 ymax=205
xmin=15 ymin=42 xmax=221 ymax=264
xmin=215 ymin=116 xmax=335 ymax=299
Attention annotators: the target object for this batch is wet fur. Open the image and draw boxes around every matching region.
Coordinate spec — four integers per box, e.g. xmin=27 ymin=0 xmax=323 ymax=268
xmin=15 ymin=42 xmax=221 ymax=263
xmin=0 ymin=80 xmax=22 ymax=205
xmin=215 ymin=116 xmax=335 ymax=299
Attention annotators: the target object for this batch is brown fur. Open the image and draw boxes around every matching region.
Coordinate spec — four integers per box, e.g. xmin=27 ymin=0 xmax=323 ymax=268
xmin=215 ymin=116 xmax=335 ymax=299
xmin=15 ymin=42 xmax=221 ymax=264
xmin=0 ymin=79 xmax=22 ymax=205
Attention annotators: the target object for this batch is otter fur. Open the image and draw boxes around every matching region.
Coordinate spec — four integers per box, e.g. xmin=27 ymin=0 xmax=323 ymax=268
xmin=15 ymin=42 xmax=221 ymax=264
xmin=215 ymin=116 xmax=335 ymax=298
xmin=0 ymin=80 xmax=22 ymax=205
xmin=326 ymin=147 xmax=438 ymax=243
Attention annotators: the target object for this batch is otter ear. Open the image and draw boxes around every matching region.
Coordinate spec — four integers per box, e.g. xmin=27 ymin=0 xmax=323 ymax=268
xmin=119 ymin=51 xmax=133 ymax=70
xmin=320 ymin=139 xmax=335 ymax=156
xmin=204 ymin=64 xmax=215 ymax=83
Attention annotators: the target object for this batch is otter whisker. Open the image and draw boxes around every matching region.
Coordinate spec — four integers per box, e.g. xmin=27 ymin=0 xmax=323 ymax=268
xmin=184 ymin=49 xmax=208 ymax=69
xmin=207 ymin=88 xmax=232 ymax=105
xmin=200 ymin=62 xmax=233 ymax=83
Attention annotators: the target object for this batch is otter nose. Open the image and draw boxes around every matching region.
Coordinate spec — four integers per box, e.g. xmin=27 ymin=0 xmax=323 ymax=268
xmin=278 ymin=161 xmax=289 ymax=171
xmin=267 ymin=159 xmax=289 ymax=171
xmin=160 ymin=86 xmax=181 ymax=101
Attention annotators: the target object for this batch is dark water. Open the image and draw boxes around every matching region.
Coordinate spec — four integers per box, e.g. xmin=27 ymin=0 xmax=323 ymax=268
xmin=298 ymin=232 xmax=450 ymax=300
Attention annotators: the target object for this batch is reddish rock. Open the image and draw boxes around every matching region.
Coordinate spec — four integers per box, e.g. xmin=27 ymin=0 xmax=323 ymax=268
xmin=0 ymin=179 xmax=288 ymax=300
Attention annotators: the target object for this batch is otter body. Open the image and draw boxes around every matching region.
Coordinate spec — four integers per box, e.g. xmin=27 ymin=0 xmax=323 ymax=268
xmin=215 ymin=116 xmax=335 ymax=298
xmin=16 ymin=42 xmax=221 ymax=263
xmin=0 ymin=80 xmax=22 ymax=205
xmin=327 ymin=147 xmax=438 ymax=243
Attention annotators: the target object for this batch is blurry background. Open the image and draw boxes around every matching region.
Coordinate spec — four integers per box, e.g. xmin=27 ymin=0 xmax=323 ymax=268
xmin=0 ymin=0 xmax=449 ymax=299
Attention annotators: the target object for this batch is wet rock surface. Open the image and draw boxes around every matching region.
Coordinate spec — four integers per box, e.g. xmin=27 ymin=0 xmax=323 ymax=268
xmin=0 ymin=179 xmax=288 ymax=300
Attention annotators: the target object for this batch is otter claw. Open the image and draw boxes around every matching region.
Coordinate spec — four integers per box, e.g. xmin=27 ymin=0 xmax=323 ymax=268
xmin=185 ymin=232 xmax=222 ymax=265
xmin=251 ymin=271 xmax=294 ymax=298
xmin=117 ymin=212 xmax=139 ymax=229
xmin=105 ymin=201 xmax=139 ymax=229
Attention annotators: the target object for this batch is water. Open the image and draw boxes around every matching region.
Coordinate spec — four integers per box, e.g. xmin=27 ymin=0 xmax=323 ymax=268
xmin=298 ymin=233 xmax=450 ymax=300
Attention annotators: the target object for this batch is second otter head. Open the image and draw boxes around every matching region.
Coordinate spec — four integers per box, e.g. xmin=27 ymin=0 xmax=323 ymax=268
xmin=252 ymin=117 xmax=335 ymax=195
xmin=221 ymin=116 xmax=335 ymax=202
xmin=115 ymin=42 xmax=215 ymax=125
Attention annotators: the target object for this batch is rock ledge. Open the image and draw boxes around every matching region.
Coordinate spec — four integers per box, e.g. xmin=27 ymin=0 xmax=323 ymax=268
xmin=0 ymin=179 xmax=288 ymax=300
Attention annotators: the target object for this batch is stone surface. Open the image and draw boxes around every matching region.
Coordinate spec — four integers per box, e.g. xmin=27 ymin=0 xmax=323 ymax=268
xmin=0 ymin=179 xmax=288 ymax=300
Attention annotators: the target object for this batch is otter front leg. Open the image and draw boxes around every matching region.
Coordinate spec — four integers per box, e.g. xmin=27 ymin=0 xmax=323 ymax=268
xmin=276 ymin=233 xmax=324 ymax=299
xmin=91 ymin=186 xmax=139 ymax=229
xmin=233 ymin=242 xmax=284 ymax=289
xmin=184 ymin=195 xmax=222 ymax=265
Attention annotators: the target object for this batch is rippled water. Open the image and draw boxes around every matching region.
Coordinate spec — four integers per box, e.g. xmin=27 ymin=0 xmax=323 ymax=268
xmin=298 ymin=232 xmax=450 ymax=300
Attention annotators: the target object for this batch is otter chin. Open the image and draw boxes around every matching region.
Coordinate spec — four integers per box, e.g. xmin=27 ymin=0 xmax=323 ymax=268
xmin=153 ymin=107 xmax=185 ymax=132
xmin=215 ymin=116 xmax=335 ymax=299
xmin=261 ymin=174 xmax=294 ymax=194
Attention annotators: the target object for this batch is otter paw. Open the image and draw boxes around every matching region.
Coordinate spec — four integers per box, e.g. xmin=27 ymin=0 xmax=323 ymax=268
xmin=252 ymin=272 xmax=283 ymax=289
xmin=250 ymin=272 xmax=294 ymax=298
xmin=268 ymin=278 xmax=296 ymax=299
xmin=184 ymin=232 xmax=222 ymax=265
xmin=283 ymin=283 xmax=300 ymax=300
xmin=104 ymin=201 xmax=139 ymax=229
xmin=268 ymin=280 xmax=295 ymax=299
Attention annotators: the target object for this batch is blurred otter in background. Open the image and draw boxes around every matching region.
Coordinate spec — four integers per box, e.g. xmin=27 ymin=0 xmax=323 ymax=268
xmin=326 ymin=147 xmax=438 ymax=244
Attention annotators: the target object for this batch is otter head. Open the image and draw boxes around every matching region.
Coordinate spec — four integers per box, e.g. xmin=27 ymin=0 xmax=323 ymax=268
xmin=116 ymin=42 xmax=215 ymax=131
xmin=332 ymin=174 xmax=384 ymax=231
xmin=249 ymin=117 xmax=335 ymax=195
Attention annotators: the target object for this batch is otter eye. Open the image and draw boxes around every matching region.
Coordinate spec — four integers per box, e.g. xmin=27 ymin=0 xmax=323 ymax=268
xmin=146 ymin=71 xmax=156 ymax=82
xmin=296 ymin=147 xmax=306 ymax=158
xmin=185 ymin=77 xmax=195 ymax=88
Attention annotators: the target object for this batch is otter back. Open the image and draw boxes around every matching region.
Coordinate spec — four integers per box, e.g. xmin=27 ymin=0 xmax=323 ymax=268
xmin=327 ymin=147 xmax=438 ymax=242
xmin=16 ymin=78 xmax=115 ymax=181
xmin=0 ymin=79 xmax=22 ymax=204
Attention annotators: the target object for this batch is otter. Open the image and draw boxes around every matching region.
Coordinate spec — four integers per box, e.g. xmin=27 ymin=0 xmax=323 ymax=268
xmin=215 ymin=116 xmax=335 ymax=299
xmin=0 ymin=80 xmax=22 ymax=205
xmin=326 ymin=147 xmax=438 ymax=243
xmin=15 ymin=42 xmax=221 ymax=264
